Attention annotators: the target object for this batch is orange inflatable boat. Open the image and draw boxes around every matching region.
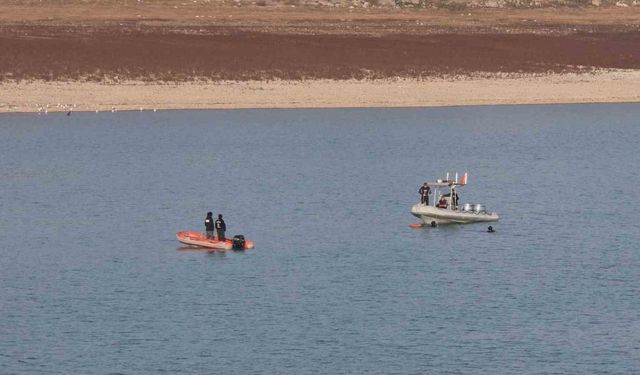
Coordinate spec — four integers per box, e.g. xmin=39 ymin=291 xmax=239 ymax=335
xmin=176 ymin=231 xmax=255 ymax=251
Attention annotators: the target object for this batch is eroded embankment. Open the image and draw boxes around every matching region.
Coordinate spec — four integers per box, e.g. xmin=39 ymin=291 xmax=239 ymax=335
xmin=1 ymin=25 xmax=640 ymax=82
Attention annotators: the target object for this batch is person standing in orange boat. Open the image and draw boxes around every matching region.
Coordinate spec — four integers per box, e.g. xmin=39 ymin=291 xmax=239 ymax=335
xmin=204 ymin=212 xmax=214 ymax=239
xmin=215 ymin=214 xmax=226 ymax=241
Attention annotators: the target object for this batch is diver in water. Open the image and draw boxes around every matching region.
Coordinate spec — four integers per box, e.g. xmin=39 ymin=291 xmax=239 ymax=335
xmin=205 ymin=212 xmax=214 ymax=239
xmin=419 ymin=183 xmax=431 ymax=205
xmin=215 ymin=214 xmax=226 ymax=241
xmin=487 ymin=226 xmax=495 ymax=233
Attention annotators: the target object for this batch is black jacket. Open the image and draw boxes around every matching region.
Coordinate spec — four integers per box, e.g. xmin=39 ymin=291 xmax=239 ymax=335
xmin=205 ymin=216 xmax=214 ymax=231
xmin=215 ymin=219 xmax=226 ymax=231
xmin=419 ymin=185 xmax=431 ymax=196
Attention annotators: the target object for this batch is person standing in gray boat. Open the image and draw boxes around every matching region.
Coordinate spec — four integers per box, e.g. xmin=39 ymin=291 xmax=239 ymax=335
xmin=419 ymin=183 xmax=431 ymax=205
xmin=452 ymin=189 xmax=459 ymax=208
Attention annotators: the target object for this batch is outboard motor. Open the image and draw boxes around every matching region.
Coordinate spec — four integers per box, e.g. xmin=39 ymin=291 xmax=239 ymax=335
xmin=232 ymin=235 xmax=246 ymax=250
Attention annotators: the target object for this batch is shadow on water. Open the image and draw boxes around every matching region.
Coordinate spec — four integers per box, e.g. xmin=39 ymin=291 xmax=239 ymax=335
xmin=412 ymin=222 xmax=500 ymax=240
xmin=176 ymin=246 xmax=226 ymax=254
xmin=418 ymin=223 xmax=464 ymax=231
xmin=176 ymin=246 xmax=249 ymax=255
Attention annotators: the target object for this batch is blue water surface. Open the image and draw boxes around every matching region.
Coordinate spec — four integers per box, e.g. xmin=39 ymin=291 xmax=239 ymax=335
xmin=1 ymin=104 xmax=639 ymax=374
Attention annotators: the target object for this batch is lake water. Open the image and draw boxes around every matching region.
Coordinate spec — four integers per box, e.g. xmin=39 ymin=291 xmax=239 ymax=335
xmin=1 ymin=104 xmax=639 ymax=374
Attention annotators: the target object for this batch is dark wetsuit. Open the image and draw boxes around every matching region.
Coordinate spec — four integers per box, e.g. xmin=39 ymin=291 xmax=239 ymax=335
xmin=215 ymin=218 xmax=226 ymax=241
xmin=419 ymin=185 xmax=431 ymax=205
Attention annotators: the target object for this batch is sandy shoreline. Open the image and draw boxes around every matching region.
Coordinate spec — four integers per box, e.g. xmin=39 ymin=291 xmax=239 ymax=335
xmin=1 ymin=70 xmax=639 ymax=113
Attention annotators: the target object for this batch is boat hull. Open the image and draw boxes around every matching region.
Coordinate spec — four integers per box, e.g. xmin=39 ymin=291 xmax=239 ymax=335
xmin=411 ymin=204 xmax=499 ymax=225
xmin=176 ymin=231 xmax=254 ymax=250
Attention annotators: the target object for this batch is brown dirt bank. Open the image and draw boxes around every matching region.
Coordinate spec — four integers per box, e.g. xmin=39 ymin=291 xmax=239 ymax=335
xmin=1 ymin=4 xmax=639 ymax=35
xmin=1 ymin=4 xmax=639 ymax=82
xmin=2 ymin=25 xmax=640 ymax=81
